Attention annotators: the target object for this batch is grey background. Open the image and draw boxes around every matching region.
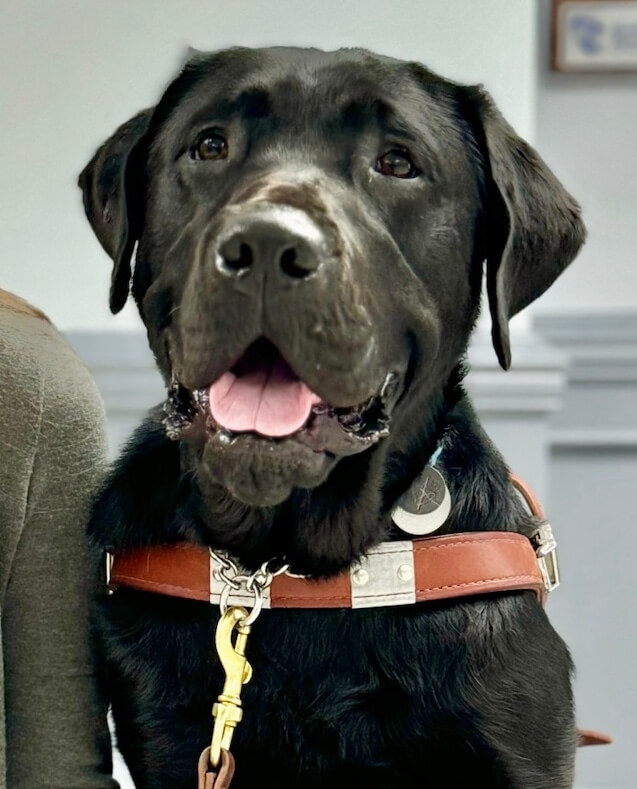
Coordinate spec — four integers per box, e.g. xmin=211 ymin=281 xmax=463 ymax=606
xmin=2 ymin=0 xmax=635 ymax=787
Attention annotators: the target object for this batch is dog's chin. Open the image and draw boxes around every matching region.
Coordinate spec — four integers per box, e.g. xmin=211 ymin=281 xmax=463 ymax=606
xmin=198 ymin=432 xmax=336 ymax=507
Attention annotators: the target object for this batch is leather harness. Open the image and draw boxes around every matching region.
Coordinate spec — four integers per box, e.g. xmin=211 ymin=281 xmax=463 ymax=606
xmin=105 ymin=473 xmax=611 ymax=787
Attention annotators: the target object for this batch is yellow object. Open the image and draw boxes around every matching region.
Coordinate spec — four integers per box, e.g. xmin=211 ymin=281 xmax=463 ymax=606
xmin=209 ymin=607 xmax=253 ymax=768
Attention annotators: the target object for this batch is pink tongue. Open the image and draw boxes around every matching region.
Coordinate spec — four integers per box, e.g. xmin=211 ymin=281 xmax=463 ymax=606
xmin=209 ymin=356 xmax=321 ymax=437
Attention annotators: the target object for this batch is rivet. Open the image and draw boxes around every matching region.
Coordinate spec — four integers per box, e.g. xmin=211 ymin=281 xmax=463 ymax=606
xmin=352 ymin=567 xmax=369 ymax=586
xmin=397 ymin=564 xmax=413 ymax=582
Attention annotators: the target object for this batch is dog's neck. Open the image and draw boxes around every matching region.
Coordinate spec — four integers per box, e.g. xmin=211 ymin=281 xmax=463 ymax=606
xmin=90 ymin=366 xmax=535 ymax=578
xmin=176 ymin=368 xmax=461 ymax=576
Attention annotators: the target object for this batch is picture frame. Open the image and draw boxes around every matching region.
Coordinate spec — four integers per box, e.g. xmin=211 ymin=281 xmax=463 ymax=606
xmin=552 ymin=0 xmax=637 ymax=71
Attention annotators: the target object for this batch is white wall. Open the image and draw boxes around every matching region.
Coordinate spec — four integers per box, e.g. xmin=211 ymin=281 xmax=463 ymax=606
xmin=0 ymin=0 xmax=537 ymax=331
xmin=535 ymin=0 xmax=637 ymax=313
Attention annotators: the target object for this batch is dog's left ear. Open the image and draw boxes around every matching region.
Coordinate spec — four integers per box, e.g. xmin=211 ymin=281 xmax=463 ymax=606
xmin=464 ymin=87 xmax=586 ymax=369
xmin=78 ymin=109 xmax=153 ymax=314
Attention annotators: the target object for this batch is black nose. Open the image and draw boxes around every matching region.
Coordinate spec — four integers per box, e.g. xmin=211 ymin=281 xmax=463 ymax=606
xmin=215 ymin=210 xmax=326 ymax=280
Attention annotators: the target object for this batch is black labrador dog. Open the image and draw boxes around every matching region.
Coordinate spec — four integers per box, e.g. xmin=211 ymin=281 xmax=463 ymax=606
xmin=80 ymin=47 xmax=585 ymax=788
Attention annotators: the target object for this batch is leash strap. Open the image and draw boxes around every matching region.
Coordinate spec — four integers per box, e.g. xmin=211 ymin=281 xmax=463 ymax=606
xmin=198 ymin=747 xmax=234 ymax=789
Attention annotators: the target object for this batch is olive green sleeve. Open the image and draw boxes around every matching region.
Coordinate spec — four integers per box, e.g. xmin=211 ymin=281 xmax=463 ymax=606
xmin=0 ymin=311 xmax=118 ymax=788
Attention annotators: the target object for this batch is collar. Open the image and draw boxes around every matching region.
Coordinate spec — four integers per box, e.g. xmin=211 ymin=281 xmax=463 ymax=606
xmin=107 ymin=474 xmax=559 ymax=609
xmin=108 ymin=528 xmax=554 ymax=609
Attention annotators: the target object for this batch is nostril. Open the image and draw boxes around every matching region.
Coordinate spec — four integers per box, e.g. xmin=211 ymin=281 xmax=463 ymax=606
xmin=232 ymin=243 xmax=254 ymax=271
xmin=280 ymin=247 xmax=313 ymax=279
xmin=217 ymin=238 xmax=254 ymax=276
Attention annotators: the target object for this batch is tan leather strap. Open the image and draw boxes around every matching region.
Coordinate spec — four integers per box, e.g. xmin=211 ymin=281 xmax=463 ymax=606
xmin=198 ymin=748 xmax=234 ymax=789
xmin=109 ymin=530 xmax=547 ymax=608
xmin=510 ymin=473 xmax=545 ymax=519
xmin=577 ymin=729 xmax=613 ymax=747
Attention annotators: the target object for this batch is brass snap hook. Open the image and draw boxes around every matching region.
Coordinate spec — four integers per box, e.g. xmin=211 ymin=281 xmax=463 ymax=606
xmin=209 ymin=607 xmax=253 ymax=769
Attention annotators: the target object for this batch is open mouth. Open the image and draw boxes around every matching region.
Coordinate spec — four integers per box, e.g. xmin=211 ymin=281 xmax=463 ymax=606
xmin=162 ymin=338 xmax=398 ymax=455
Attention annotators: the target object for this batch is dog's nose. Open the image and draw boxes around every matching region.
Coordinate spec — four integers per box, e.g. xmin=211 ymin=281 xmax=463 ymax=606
xmin=215 ymin=209 xmax=326 ymax=281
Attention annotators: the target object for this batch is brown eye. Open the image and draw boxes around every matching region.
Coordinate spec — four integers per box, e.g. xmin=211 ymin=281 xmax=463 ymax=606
xmin=376 ymin=149 xmax=418 ymax=178
xmin=192 ymin=132 xmax=228 ymax=161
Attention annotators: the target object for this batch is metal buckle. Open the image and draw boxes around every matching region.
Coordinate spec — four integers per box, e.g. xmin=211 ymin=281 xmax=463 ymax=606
xmin=530 ymin=523 xmax=560 ymax=593
xmin=105 ymin=551 xmax=114 ymax=594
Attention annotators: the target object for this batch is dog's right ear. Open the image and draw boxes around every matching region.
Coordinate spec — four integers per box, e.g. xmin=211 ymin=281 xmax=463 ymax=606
xmin=78 ymin=109 xmax=153 ymax=313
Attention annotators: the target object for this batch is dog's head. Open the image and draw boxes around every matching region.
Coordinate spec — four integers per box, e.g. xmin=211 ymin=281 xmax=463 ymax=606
xmin=79 ymin=47 xmax=583 ymax=566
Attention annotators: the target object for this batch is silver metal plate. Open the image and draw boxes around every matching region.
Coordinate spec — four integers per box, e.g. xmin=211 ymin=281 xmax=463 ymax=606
xmin=350 ymin=540 xmax=415 ymax=608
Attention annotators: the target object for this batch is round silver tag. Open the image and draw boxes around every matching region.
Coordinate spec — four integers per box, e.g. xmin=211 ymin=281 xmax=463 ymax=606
xmin=391 ymin=466 xmax=451 ymax=536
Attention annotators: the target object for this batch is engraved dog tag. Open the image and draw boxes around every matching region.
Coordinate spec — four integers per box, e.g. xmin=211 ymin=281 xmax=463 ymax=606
xmin=391 ymin=466 xmax=451 ymax=536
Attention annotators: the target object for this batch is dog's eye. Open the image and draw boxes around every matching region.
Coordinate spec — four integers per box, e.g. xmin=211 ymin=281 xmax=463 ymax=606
xmin=192 ymin=132 xmax=228 ymax=161
xmin=376 ymin=150 xmax=418 ymax=179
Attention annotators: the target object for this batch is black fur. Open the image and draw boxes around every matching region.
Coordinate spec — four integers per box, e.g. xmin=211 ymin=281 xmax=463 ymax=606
xmin=83 ymin=47 xmax=584 ymax=788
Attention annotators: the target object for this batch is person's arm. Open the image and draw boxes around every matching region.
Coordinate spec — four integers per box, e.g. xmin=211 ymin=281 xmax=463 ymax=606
xmin=1 ymin=315 xmax=118 ymax=788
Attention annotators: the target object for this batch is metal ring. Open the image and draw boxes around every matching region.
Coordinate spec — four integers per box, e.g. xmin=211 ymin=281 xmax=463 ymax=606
xmin=218 ymin=568 xmax=242 ymax=591
xmin=262 ymin=559 xmax=290 ymax=578
xmin=209 ymin=549 xmax=239 ymax=575
xmin=210 ymin=549 xmax=296 ymax=626
xmin=248 ymin=569 xmax=272 ymax=591
xmin=284 ymin=569 xmax=308 ymax=580
xmin=218 ymin=584 xmax=228 ymax=616
xmin=218 ymin=584 xmax=235 ymax=617
xmin=242 ymin=586 xmax=264 ymax=626
xmin=219 ymin=583 xmax=264 ymax=626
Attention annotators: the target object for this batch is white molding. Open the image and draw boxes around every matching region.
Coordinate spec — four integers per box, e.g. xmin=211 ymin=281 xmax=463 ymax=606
xmin=534 ymin=311 xmax=637 ymax=383
xmin=466 ymin=329 xmax=568 ymax=415
xmin=553 ymin=429 xmax=637 ymax=449
xmin=533 ymin=310 xmax=637 ymax=442
xmin=65 ymin=330 xmax=164 ymax=413
xmin=534 ymin=311 xmax=637 ymax=345
xmin=66 ymin=330 xmax=155 ymax=368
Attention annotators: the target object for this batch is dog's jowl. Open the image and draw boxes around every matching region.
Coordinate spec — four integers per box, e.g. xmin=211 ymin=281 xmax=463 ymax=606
xmin=80 ymin=47 xmax=586 ymax=788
